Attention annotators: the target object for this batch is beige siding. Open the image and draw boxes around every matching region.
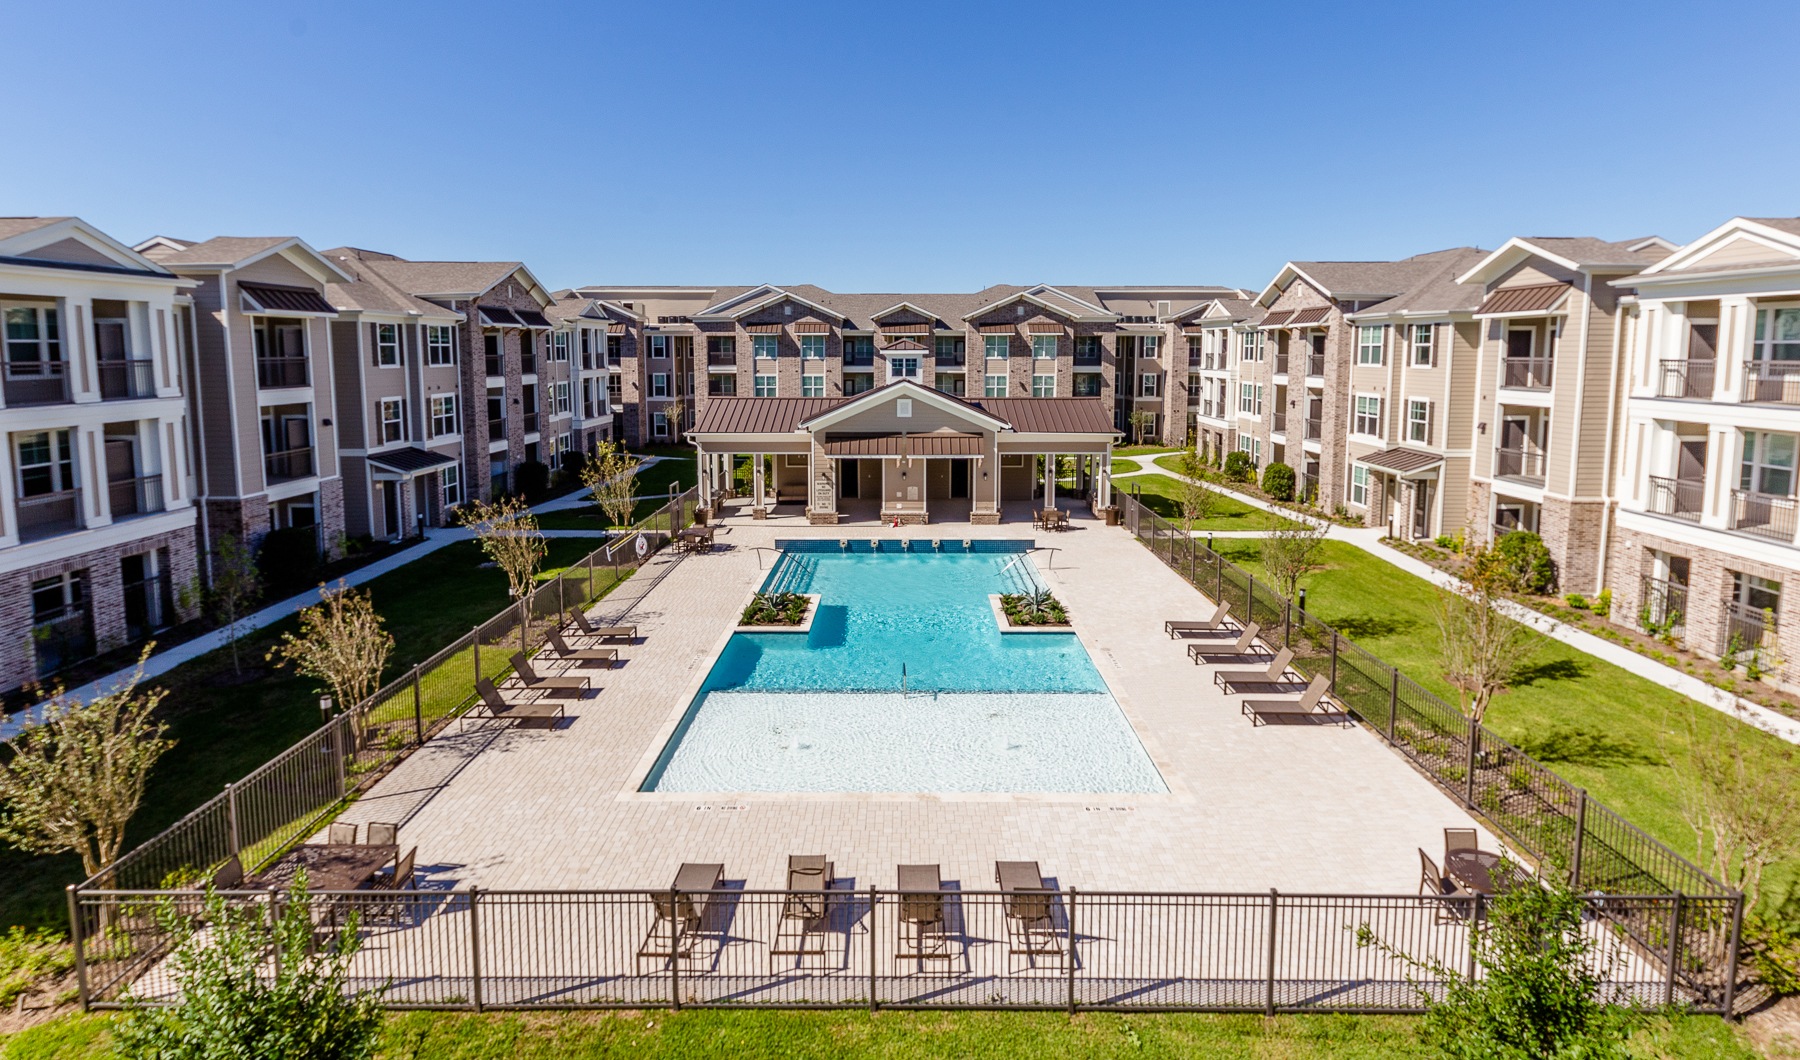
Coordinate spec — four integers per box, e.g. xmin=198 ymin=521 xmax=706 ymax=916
xmin=20 ymin=237 xmax=117 ymax=268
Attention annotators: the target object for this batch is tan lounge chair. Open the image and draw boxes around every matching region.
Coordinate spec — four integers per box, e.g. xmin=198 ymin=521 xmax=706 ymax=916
xmin=545 ymin=629 xmax=620 ymax=668
xmin=505 ymin=652 xmax=588 ymax=696
xmin=1212 ymin=647 xmax=1297 ymax=693
xmin=566 ymin=610 xmax=637 ymax=642
xmin=465 ymin=677 xmax=569 ymax=730
xmin=896 ymin=864 xmax=952 ymax=968
xmin=1241 ymin=675 xmax=1346 ymax=726
xmin=1164 ymin=603 xmax=1233 ymax=639
xmin=771 ymin=854 xmax=835 ymax=970
xmin=995 ymin=860 xmax=1064 ymax=968
xmin=1187 ymin=622 xmax=1264 ymax=664
xmin=638 ymin=862 xmax=724 ymax=970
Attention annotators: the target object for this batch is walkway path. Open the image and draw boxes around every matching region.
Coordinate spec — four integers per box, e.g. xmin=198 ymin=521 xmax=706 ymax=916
xmin=1120 ymin=460 xmax=1800 ymax=745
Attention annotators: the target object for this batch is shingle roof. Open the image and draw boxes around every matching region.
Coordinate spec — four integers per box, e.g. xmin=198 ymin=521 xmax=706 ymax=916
xmin=1746 ymin=218 xmax=1800 ymax=237
xmin=323 ymin=248 xmax=462 ymax=319
xmin=358 ymin=259 xmax=522 ymax=298
xmin=1349 ymin=248 xmax=1489 ymax=317
xmin=1519 ymin=236 xmax=1666 ymax=268
xmin=153 ymin=236 xmax=293 ymax=267
xmin=0 ymin=217 xmax=72 ymax=240
xmin=1290 ymin=248 xmax=1483 ymax=300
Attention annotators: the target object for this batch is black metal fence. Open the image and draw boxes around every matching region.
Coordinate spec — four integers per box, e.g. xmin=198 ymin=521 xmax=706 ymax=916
xmin=70 ymin=885 xmax=1738 ymax=1014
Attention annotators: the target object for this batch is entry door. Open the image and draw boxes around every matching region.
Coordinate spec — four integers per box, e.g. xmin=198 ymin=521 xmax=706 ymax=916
xmin=380 ymin=481 xmax=400 ymax=537
xmin=949 ymin=459 xmax=970 ymax=499
xmin=840 ymin=459 xmax=858 ymax=499
xmin=1412 ymin=482 xmax=1432 ymax=538
xmin=1677 ymin=439 xmax=1707 ymax=483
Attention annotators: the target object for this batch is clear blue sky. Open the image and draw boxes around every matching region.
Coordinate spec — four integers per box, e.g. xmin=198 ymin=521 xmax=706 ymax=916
xmin=8 ymin=0 xmax=1796 ymax=293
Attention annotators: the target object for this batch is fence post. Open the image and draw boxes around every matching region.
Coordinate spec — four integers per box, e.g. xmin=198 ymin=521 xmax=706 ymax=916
xmin=1264 ymin=889 xmax=1278 ymax=1016
xmin=412 ymin=665 xmax=424 ymax=743
xmin=1283 ymin=598 xmax=1292 ymax=648
xmin=334 ymin=714 xmax=349 ymax=796
xmin=1663 ymin=892 xmax=1684 ymax=1008
xmin=1216 ymin=554 xmax=1223 ymax=602
xmin=226 ymin=782 xmax=241 ymax=857
xmin=1329 ymin=631 xmax=1339 ymax=691
xmin=670 ymin=887 xmax=681 ymax=1011
xmin=557 ymin=574 xmax=565 ymax=617
xmin=869 ymin=885 xmax=878 ymax=1012
xmin=1385 ymin=678 xmax=1398 ymax=745
xmin=468 ymin=887 xmax=483 ymax=1012
xmin=1722 ymin=891 xmax=1745 ymax=1016
xmin=1464 ymin=714 xmax=1478 ymax=809
xmin=1468 ymin=892 xmax=1483 ymax=981
xmin=1570 ymin=790 xmax=1587 ymax=889
xmin=1067 ymin=888 xmax=1078 ymax=1014
xmin=66 ymin=885 xmax=89 ymax=1012
xmin=518 ymin=600 xmax=528 ymax=653
xmin=472 ymin=627 xmax=481 ymax=684
xmin=268 ymin=888 xmax=282 ymax=979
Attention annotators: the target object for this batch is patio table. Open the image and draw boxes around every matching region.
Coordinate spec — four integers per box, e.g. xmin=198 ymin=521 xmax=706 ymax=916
xmin=675 ymin=526 xmax=716 ymax=552
xmin=249 ymin=844 xmax=398 ymax=892
xmin=1444 ymin=850 xmax=1512 ymax=896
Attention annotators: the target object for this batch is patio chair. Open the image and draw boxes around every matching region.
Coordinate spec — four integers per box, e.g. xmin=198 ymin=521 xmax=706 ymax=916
xmin=372 ymin=847 xmax=415 ymax=892
xmin=545 ymin=629 xmax=620 ymax=669
xmin=770 ymin=855 xmax=835 ymax=970
xmin=366 ymin=822 xmax=398 ymax=848
xmin=895 ymin=864 xmax=952 ymax=969
xmin=1419 ymin=848 xmax=1472 ymax=924
xmin=505 ymin=652 xmax=589 ymax=696
xmin=638 ymin=863 xmax=724 ymax=970
xmin=465 ymin=678 xmax=569 ymax=731
xmin=358 ymin=847 xmax=416 ymax=927
xmin=211 ymin=854 xmax=244 ymax=891
xmin=1187 ymin=622 xmax=1264 ymax=665
xmin=995 ymin=861 xmax=1064 ymax=968
xmin=1163 ymin=603 xmax=1233 ymax=639
xmin=1212 ymin=647 xmax=1297 ymax=694
xmin=1241 ymin=675 xmax=1346 ymax=726
xmin=1444 ymin=828 xmax=1479 ymax=860
xmin=566 ymin=610 xmax=638 ymax=642
xmin=328 ymin=821 xmax=358 ymax=845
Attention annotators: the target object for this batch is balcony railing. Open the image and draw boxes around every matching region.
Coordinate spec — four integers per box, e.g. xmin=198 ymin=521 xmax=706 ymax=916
xmin=1501 ymin=357 xmax=1553 ymax=389
xmin=1658 ymin=359 xmax=1715 ymax=399
xmin=256 ymin=356 xmax=308 ymax=389
xmin=17 ymin=489 xmax=82 ymax=541
xmin=487 ymin=417 xmax=505 ymax=438
xmin=1307 ymin=352 xmax=1326 ymax=377
xmin=1728 ymin=489 xmax=1798 ymax=543
xmin=843 ymin=352 xmax=874 ymax=368
xmin=523 ymin=412 xmax=540 ymax=434
xmin=520 ymin=354 xmax=537 ymax=376
xmin=706 ymin=352 xmax=737 ymax=368
xmin=3 ymin=362 xmax=70 ymax=405
xmin=707 ymin=378 xmax=736 ymax=396
xmin=1273 ymin=352 xmax=1289 ymax=375
xmin=1646 ymin=475 xmax=1704 ymax=521
xmin=264 ymin=447 xmax=314 ymax=482
xmin=935 ymin=352 xmax=965 ymax=367
xmin=1723 ymin=600 xmax=1779 ymax=659
xmin=1272 ymin=411 xmax=1287 ymax=434
xmin=1073 ymin=352 xmax=1102 ymax=367
xmin=1494 ymin=447 xmax=1547 ymax=485
xmin=1742 ymin=359 xmax=1800 ymax=404
xmin=485 ymin=354 xmax=503 ymax=377
xmin=1303 ymin=416 xmax=1322 ymax=441
xmin=98 ymin=359 xmax=157 ymax=400
xmin=30 ymin=602 xmax=94 ymax=677
xmin=108 ymin=474 xmax=165 ymax=519
xmin=1640 ymin=575 xmax=1688 ymax=645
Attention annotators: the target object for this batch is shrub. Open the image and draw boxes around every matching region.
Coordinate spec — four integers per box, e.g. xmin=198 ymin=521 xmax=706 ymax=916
xmin=1434 ymin=534 xmax=1456 ymax=550
xmin=1485 ymin=530 xmax=1556 ymax=594
xmin=740 ymin=592 xmax=810 ymax=625
xmin=0 ymin=928 xmax=73 ymax=1009
xmin=999 ymin=589 xmax=1069 ymax=626
xmin=514 ymin=459 xmax=551 ymax=501
xmin=1593 ymin=587 xmax=1612 ymax=617
xmin=1564 ymin=593 xmax=1590 ymax=610
xmin=1221 ymin=450 xmax=1254 ymax=483
xmin=257 ymin=526 xmax=320 ymax=596
xmin=1260 ymin=462 xmax=1295 ymax=501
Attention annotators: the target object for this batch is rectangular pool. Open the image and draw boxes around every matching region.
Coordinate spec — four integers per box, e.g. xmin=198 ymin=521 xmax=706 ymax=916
xmin=642 ymin=540 xmax=1165 ymax=793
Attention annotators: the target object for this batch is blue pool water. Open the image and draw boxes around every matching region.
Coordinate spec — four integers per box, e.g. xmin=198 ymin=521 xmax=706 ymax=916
xmin=642 ymin=541 xmax=1166 ymax=793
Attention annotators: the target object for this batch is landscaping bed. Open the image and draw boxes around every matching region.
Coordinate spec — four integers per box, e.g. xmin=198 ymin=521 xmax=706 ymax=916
xmin=736 ymin=592 xmax=818 ymax=633
xmin=994 ymin=590 xmax=1071 ymax=629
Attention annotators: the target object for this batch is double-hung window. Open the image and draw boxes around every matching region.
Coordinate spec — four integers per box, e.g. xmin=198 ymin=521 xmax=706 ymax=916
xmin=1032 ymin=373 xmax=1055 ymax=397
xmin=650 ymin=373 xmax=669 ymax=398
xmin=1141 ymin=373 xmax=1159 ymax=397
xmin=984 ymin=334 xmax=1010 ymax=360
xmin=554 ymin=380 xmax=571 ymax=415
xmin=1350 ymin=464 xmax=1370 ymax=507
xmin=752 ymin=335 xmax=779 ymax=360
xmin=1354 ymin=394 xmax=1382 ymax=437
xmin=429 ymin=394 xmax=458 ymax=438
xmin=1411 ymin=324 xmax=1434 ymax=366
xmin=1740 ymin=431 xmax=1798 ymax=496
xmin=1031 ymin=335 xmax=1057 ymax=360
xmin=649 ymin=335 xmax=670 ymax=359
xmin=1753 ymin=307 xmax=1800 ymax=362
xmin=801 ymin=374 xmax=826 ymax=397
xmin=378 ymin=397 xmax=406 ymax=444
xmin=754 ymin=374 xmax=777 ymax=397
xmin=4 ymin=305 xmax=61 ymax=374
xmin=1142 ymin=335 xmax=1159 ymax=359
xmin=1407 ymin=399 xmax=1430 ymax=444
xmin=1357 ymin=325 xmax=1385 ymax=366
xmin=426 ymin=325 xmax=456 ymax=366
xmin=374 ymin=323 xmax=401 ymax=367
xmin=441 ymin=464 xmax=461 ymax=506
xmin=985 ymin=373 xmax=1007 ymax=397
xmin=1240 ymin=330 xmax=1262 ymax=362
xmin=1238 ymin=382 xmax=1256 ymax=414
xmin=552 ymin=332 xmax=570 ymax=362
xmin=652 ymin=411 xmax=669 ymax=438
xmin=16 ymin=429 xmax=75 ymax=497
xmin=800 ymin=335 xmax=826 ymax=361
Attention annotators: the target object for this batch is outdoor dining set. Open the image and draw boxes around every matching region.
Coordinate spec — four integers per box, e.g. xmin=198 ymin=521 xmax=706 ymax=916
xmin=1163 ymin=603 xmax=1345 ymax=726
xmin=466 ymin=610 xmax=639 ymax=729
xmin=1031 ymin=508 xmax=1071 ymax=532
xmin=195 ymin=821 xmax=418 ymax=930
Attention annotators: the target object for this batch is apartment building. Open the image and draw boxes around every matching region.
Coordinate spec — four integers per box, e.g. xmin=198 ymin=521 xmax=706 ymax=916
xmin=545 ymin=293 xmax=618 ymax=456
xmin=1173 ymin=297 xmax=1262 ymax=461
xmin=0 ymin=218 xmax=198 ymax=692
xmin=1460 ymin=236 xmax=1674 ymax=591
xmin=572 ymin=283 xmax=1242 ymax=447
xmin=1611 ymin=217 xmax=1800 ymax=681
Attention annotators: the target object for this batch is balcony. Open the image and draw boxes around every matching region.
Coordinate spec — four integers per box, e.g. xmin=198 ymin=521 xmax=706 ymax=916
xmin=108 ymin=474 xmax=166 ymax=519
xmin=523 ymin=412 xmax=540 ymax=435
xmin=935 ymin=352 xmax=965 ymax=368
xmin=707 ymin=352 xmax=737 ymax=368
xmin=1646 ymin=475 xmax=1704 ymax=521
xmin=1272 ymin=411 xmax=1287 ymax=435
xmin=16 ymin=489 xmax=82 ymax=541
xmin=264 ymin=447 xmax=314 ymax=482
xmin=1722 ymin=599 xmax=1778 ymax=656
xmin=843 ymin=351 xmax=874 ymax=368
xmin=98 ymin=359 xmax=157 ymax=400
xmin=485 ymin=354 xmax=503 ymax=378
xmin=1640 ymin=575 xmax=1688 ymax=645
xmin=3 ymin=362 xmax=70 ymax=405
xmin=1500 ymin=357 xmax=1553 ymax=390
xmin=520 ymin=353 xmax=537 ymax=376
xmin=1728 ymin=489 xmax=1798 ymax=543
xmin=1742 ymin=359 xmax=1800 ymax=404
xmin=1307 ymin=352 xmax=1325 ymax=377
xmin=488 ymin=416 xmax=505 ymax=439
xmin=1073 ymin=352 xmax=1102 ymax=368
xmin=1273 ymin=352 xmax=1289 ymax=375
xmin=1494 ymin=447 xmax=1546 ymax=486
xmin=256 ymin=356 xmax=308 ymax=389
xmin=1304 ymin=417 xmax=1322 ymax=441
xmin=1657 ymin=359 xmax=1715 ymax=399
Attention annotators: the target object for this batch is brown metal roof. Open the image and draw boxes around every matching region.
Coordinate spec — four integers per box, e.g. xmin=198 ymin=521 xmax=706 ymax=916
xmin=691 ymin=397 xmax=841 ymax=434
xmin=1475 ymin=282 xmax=1569 ymax=316
xmin=820 ymin=432 xmax=984 ymax=457
xmin=1358 ymin=447 xmax=1444 ymax=475
xmin=1260 ymin=310 xmax=1295 ymax=328
xmin=979 ymin=324 xmax=1015 ymax=334
xmin=977 ymin=398 xmax=1117 ymax=434
xmin=514 ymin=308 xmax=554 ymax=329
xmin=239 ymin=282 xmax=337 ymax=315
xmin=1287 ymin=306 xmax=1330 ymax=325
xmin=477 ymin=305 xmax=523 ymax=327
xmin=791 ymin=321 xmax=832 ymax=333
xmin=1181 ymin=325 xmax=1209 ymax=335
xmin=693 ymin=386 xmax=1117 ymax=438
xmin=745 ymin=323 xmax=783 ymax=334
xmin=880 ymin=323 xmax=930 ymax=334
xmin=1026 ymin=321 xmax=1065 ymax=333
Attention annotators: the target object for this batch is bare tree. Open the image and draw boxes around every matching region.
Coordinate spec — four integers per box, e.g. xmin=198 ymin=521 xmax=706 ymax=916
xmin=0 ymin=649 xmax=173 ymax=881
xmin=579 ymin=440 xmax=643 ymax=530
xmin=664 ymin=397 xmax=686 ymax=446
xmin=1173 ymin=449 xmax=1218 ymax=531
xmin=1434 ymin=548 xmax=1540 ymax=725
xmin=1672 ymin=709 xmax=1800 ymax=910
xmin=458 ymin=496 xmax=549 ymax=599
xmin=1258 ymin=520 xmax=1329 ymax=600
xmin=208 ymin=533 xmax=263 ymax=675
xmin=267 ymin=581 xmax=394 ymax=740
xmin=1126 ymin=408 xmax=1154 ymax=446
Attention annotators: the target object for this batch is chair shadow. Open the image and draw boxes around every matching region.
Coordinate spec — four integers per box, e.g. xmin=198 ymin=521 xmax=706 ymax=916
xmin=1327 ymin=612 xmax=1419 ymax=640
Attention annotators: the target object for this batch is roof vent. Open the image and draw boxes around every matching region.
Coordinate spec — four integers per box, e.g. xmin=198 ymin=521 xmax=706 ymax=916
xmin=896 ymin=398 xmax=913 ymax=418
xmin=1016 ymin=305 xmax=1025 ymax=318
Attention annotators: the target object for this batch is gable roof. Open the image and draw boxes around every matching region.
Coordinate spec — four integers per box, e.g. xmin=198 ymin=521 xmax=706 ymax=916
xmin=145 ymin=235 xmax=354 ymax=284
xmin=1628 ymin=217 xmax=1800 ymax=285
xmin=0 ymin=217 xmax=178 ymax=279
xmin=353 ymin=258 xmax=546 ymax=303
xmin=690 ymin=380 xmax=1118 ymax=438
xmin=961 ymin=285 xmax=1113 ymax=322
xmin=0 ymin=217 xmax=73 ymax=241
xmin=694 ymin=285 xmax=845 ymax=323
xmin=796 ymin=379 xmax=1012 ymax=432
xmin=1457 ymin=235 xmax=1672 ymax=286
xmin=1258 ymin=248 xmax=1481 ymax=307
xmin=322 ymin=247 xmax=464 ymax=319
xmin=1345 ymin=248 xmax=1489 ymax=319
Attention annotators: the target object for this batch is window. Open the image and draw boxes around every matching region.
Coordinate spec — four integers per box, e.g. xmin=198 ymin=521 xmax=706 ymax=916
xmin=650 ymin=373 xmax=669 ymax=398
xmin=1140 ymin=373 xmax=1159 ymax=398
xmin=707 ymin=335 xmax=735 ymax=357
xmin=372 ymin=323 xmax=404 ymax=366
xmin=1142 ymin=335 xmax=1159 ymax=359
xmin=556 ymin=433 xmax=571 ymax=466
xmin=843 ymin=336 xmax=874 ymax=362
xmin=984 ymin=334 xmax=1010 ymax=360
xmin=801 ymin=374 xmax=826 ymax=397
xmin=649 ymin=335 xmax=669 ymax=359
xmin=935 ymin=372 xmax=965 ymax=396
xmin=1032 ymin=335 xmax=1057 ymax=360
xmin=429 ymin=394 xmax=458 ymax=437
xmin=1731 ymin=571 xmax=1782 ymax=614
xmin=606 ymin=375 xmax=622 ymax=405
xmin=652 ymin=411 xmax=669 ymax=438
xmin=1237 ymin=436 xmax=1260 ymax=465
xmin=1350 ymin=464 xmax=1370 ymax=507
xmin=888 ymin=355 xmax=921 ymax=381
xmin=1033 ymin=373 xmax=1055 ymax=397
xmin=1072 ymin=374 xmax=1101 ymax=397
xmin=1354 ymin=394 xmax=1382 ymax=437
xmin=985 ymin=373 xmax=1007 ymax=397
xmin=1239 ymin=383 xmax=1256 ymax=414
xmin=843 ymin=375 xmax=873 ymax=395
xmin=1407 ymin=399 xmax=1430 ymax=444
xmin=426 ymin=325 xmax=455 ymax=366
xmin=16 ymin=429 xmax=75 ymax=496
xmin=441 ymin=464 xmax=461 ymax=507
xmin=553 ymin=331 xmax=570 ymax=362
xmin=1240 ymin=330 xmax=1262 ymax=362
xmin=1357 ymin=325 xmax=1385 ymax=366
xmin=935 ymin=336 xmax=964 ymax=360
xmin=755 ymin=374 xmax=777 ymax=397
xmin=1075 ymin=335 xmax=1102 ymax=361
xmin=1740 ymin=431 xmax=1797 ymax=496
xmin=708 ymin=373 xmax=737 ymax=396
xmin=486 ymin=387 xmax=504 ymax=431
xmin=3 ymin=305 xmax=61 ymax=372
xmin=752 ymin=335 xmax=779 ymax=360
xmin=1753 ymin=308 xmax=1800 ymax=362
xmin=554 ymin=381 xmax=571 ymax=415
xmin=800 ymin=335 xmax=826 ymax=360
xmin=1411 ymin=324 xmax=1434 ymax=366
xmin=1187 ymin=335 xmax=1204 ymax=363
xmin=378 ymin=397 xmax=405 ymax=444
xmin=606 ymin=335 xmax=622 ymax=365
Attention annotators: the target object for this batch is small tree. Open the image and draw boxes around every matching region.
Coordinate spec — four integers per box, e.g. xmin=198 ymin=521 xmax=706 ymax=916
xmin=117 ymin=881 xmax=382 ymax=1059
xmin=665 ymin=397 xmax=687 ymax=445
xmin=1435 ymin=547 xmax=1540 ymax=725
xmin=1258 ymin=520 xmax=1329 ymax=600
xmin=208 ymin=532 xmax=262 ymax=675
xmin=580 ymin=440 xmax=643 ymax=529
xmin=1672 ymin=708 xmax=1800 ymax=913
xmin=1173 ymin=449 xmax=1218 ymax=530
xmin=1126 ymin=408 xmax=1154 ymax=446
xmin=458 ymin=496 xmax=548 ymax=599
xmin=268 ymin=581 xmax=394 ymax=741
xmin=0 ymin=649 xmax=172 ymax=882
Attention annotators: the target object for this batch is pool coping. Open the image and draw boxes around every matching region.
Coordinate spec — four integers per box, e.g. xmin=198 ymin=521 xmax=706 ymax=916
xmin=987 ymin=594 xmax=1074 ymax=634
xmin=734 ymin=593 xmax=822 ymax=634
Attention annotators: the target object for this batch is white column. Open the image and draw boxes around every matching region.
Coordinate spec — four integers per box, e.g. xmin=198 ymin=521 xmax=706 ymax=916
xmin=753 ymin=453 xmax=765 ymax=508
xmin=1044 ymin=454 xmax=1057 ymax=507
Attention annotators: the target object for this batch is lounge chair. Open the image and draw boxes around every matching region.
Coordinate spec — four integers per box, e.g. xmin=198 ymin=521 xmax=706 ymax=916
xmin=1241 ymin=675 xmax=1346 ymax=726
xmin=995 ymin=861 xmax=1064 ymax=968
xmin=1419 ymin=849 xmax=1472 ymax=924
xmin=895 ymin=864 xmax=952 ymax=968
xmin=328 ymin=822 xmax=358 ymax=845
xmin=1187 ymin=622 xmax=1264 ymax=665
xmin=1163 ymin=603 xmax=1233 ymax=639
xmin=504 ymin=652 xmax=589 ymax=696
xmin=1212 ymin=647 xmax=1297 ymax=693
xmin=771 ymin=855 xmax=835 ymax=970
xmin=545 ymin=629 xmax=620 ymax=669
xmin=638 ymin=863 xmax=724 ymax=970
xmin=465 ymin=677 xmax=569 ymax=730
xmin=566 ymin=610 xmax=638 ymax=642
xmin=367 ymin=822 xmax=398 ymax=848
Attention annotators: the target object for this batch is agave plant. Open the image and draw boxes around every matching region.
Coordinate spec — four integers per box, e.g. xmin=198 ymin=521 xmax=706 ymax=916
xmin=1021 ymin=588 xmax=1056 ymax=620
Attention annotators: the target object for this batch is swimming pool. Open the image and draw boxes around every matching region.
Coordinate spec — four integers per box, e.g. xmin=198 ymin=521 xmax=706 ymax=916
xmin=642 ymin=541 xmax=1166 ymax=793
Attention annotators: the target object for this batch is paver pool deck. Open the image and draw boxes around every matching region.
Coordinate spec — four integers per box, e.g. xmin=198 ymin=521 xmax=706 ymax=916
xmin=336 ymin=503 xmax=1494 ymax=896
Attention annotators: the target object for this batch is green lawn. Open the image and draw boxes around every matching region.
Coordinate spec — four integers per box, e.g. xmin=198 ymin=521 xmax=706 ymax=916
xmin=1115 ymin=444 xmax=1182 ymax=457
xmin=536 ymin=455 xmax=697 ymax=531
xmin=0 ymin=538 xmax=611 ymax=933
xmin=0 ymin=1010 xmax=1756 ymax=1060
xmin=1215 ymin=539 xmax=1799 ymax=917
xmin=1121 ymin=473 xmax=1302 ymax=532
xmin=1108 ymin=457 xmax=1142 ymax=474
